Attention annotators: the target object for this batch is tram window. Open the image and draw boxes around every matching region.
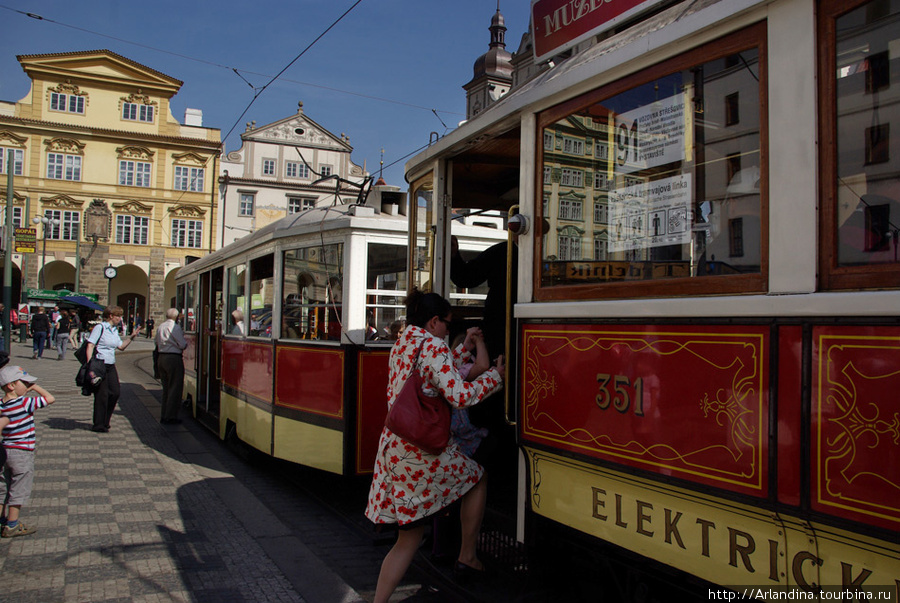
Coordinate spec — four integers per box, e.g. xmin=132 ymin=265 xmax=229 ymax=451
xmin=249 ymin=254 xmax=274 ymax=337
xmin=410 ymin=176 xmax=435 ymax=292
xmin=365 ymin=243 xmax=407 ymax=340
xmin=185 ymin=280 xmax=196 ymax=332
xmin=225 ymin=264 xmax=246 ymax=336
xmin=820 ymin=0 xmax=900 ymax=289
xmin=282 ymin=244 xmax=343 ymax=341
xmin=536 ymin=26 xmax=765 ymax=299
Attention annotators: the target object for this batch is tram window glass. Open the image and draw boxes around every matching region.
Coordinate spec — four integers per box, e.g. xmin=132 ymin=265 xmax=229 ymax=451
xmin=820 ymin=0 xmax=900 ymax=289
xmin=365 ymin=243 xmax=407 ymax=340
xmin=249 ymin=254 xmax=274 ymax=337
xmin=536 ymin=26 xmax=766 ymax=299
xmin=282 ymin=243 xmax=343 ymax=341
xmin=410 ymin=176 xmax=435 ymax=292
xmin=185 ymin=280 xmax=196 ymax=332
xmin=175 ymin=284 xmax=186 ymax=330
xmin=225 ymin=264 xmax=246 ymax=336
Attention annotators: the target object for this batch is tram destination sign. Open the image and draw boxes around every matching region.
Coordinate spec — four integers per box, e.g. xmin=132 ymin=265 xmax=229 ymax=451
xmin=531 ymin=0 xmax=669 ymax=62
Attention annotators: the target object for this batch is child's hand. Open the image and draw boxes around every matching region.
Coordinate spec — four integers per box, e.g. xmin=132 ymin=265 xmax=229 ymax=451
xmin=464 ymin=327 xmax=483 ymax=352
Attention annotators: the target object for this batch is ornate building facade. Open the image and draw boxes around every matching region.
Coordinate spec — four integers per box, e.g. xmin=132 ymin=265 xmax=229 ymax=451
xmin=217 ymin=102 xmax=368 ymax=248
xmin=0 ymin=50 xmax=221 ymax=323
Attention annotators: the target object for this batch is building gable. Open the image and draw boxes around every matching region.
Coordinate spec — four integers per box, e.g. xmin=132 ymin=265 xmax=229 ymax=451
xmin=243 ymin=106 xmax=352 ymax=153
xmin=18 ymin=50 xmax=183 ymax=97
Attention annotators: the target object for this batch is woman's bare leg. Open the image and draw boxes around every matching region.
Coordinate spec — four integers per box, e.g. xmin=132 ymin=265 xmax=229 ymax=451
xmin=374 ymin=525 xmax=425 ymax=603
xmin=458 ymin=475 xmax=487 ymax=569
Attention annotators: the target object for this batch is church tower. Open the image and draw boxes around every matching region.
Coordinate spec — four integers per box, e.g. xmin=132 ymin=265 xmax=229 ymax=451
xmin=463 ymin=5 xmax=513 ymax=120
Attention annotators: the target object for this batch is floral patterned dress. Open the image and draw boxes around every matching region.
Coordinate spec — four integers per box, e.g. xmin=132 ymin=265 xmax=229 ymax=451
xmin=365 ymin=325 xmax=503 ymax=526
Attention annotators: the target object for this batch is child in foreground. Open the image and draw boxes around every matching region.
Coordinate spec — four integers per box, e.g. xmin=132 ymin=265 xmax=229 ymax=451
xmin=0 ymin=365 xmax=55 ymax=538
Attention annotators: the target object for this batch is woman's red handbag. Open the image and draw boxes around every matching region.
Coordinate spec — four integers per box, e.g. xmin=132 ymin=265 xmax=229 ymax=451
xmin=384 ymin=344 xmax=451 ymax=454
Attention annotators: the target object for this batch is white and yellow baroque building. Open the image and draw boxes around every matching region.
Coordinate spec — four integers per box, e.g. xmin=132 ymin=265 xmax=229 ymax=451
xmin=0 ymin=49 xmax=220 ymax=320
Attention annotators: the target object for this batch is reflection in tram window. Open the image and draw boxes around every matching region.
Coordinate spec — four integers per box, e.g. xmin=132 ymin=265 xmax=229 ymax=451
xmin=225 ymin=263 xmax=246 ymax=336
xmin=282 ymin=244 xmax=343 ymax=341
xmin=365 ymin=243 xmax=407 ymax=340
xmin=248 ymin=254 xmax=274 ymax=337
xmin=538 ymin=47 xmax=762 ymax=293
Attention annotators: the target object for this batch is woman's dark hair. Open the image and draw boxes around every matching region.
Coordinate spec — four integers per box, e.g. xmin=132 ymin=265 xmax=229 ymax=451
xmin=405 ymin=288 xmax=450 ymax=328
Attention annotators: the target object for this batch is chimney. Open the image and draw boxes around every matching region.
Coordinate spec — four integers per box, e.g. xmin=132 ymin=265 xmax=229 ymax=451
xmin=184 ymin=108 xmax=203 ymax=126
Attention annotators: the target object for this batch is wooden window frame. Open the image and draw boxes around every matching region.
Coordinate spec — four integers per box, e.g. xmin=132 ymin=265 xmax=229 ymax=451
xmin=534 ymin=23 xmax=768 ymax=301
xmin=818 ymin=0 xmax=900 ymax=290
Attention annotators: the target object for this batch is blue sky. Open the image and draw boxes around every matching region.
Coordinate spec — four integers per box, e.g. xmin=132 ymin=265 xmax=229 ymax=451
xmin=0 ymin=0 xmax=531 ymax=188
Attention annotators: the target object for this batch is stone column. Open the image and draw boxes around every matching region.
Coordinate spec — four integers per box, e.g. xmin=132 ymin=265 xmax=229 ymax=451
xmin=149 ymin=247 xmax=166 ymax=322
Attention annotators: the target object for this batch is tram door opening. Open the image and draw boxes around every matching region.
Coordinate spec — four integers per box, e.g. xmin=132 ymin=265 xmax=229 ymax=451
xmin=197 ymin=267 xmax=222 ymax=427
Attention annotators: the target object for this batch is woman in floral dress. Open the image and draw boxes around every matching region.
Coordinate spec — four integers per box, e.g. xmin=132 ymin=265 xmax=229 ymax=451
xmin=366 ymin=289 xmax=504 ymax=602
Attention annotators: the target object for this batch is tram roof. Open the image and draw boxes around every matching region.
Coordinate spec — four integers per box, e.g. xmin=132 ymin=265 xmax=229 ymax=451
xmin=176 ymin=203 xmax=407 ymax=279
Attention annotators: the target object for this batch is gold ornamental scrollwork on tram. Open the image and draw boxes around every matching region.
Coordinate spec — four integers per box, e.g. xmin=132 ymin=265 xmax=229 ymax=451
xmin=817 ymin=335 xmax=900 ymax=524
xmin=522 ymin=329 xmax=764 ymax=490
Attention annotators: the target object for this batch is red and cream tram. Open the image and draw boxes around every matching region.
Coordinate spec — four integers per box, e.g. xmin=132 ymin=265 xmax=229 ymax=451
xmin=174 ymin=184 xmax=504 ymax=476
xmin=402 ymin=0 xmax=900 ymax=596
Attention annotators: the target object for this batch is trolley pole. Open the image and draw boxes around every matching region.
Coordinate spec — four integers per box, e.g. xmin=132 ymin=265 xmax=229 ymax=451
xmin=3 ymin=149 xmax=14 ymax=353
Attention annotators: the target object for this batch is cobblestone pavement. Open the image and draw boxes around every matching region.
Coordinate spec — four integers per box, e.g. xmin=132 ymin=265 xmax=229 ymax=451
xmin=0 ymin=339 xmax=371 ymax=603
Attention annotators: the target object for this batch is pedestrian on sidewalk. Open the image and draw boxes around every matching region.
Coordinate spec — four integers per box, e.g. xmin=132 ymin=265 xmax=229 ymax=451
xmin=69 ymin=310 xmax=81 ymax=348
xmin=29 ymin=308 xmax=50 ymax=360
xmin=155 ymin=308 xmax=187 ymax=424
xmin=55 ymin=311 xmax=71 ymax=360
xmin=0 ymin=365 xmax=56 ymax=538
xmin=85 ymin=306 xmax=139 ymax=433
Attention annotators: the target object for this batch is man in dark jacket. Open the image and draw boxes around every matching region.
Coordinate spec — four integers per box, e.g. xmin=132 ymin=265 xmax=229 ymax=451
xmin=29 ymin=308 xmax=51 ymax=360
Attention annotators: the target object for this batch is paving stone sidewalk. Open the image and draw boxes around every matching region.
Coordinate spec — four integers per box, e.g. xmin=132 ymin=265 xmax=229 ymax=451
xmin=0 ymin=340 xmax=364 ymax=603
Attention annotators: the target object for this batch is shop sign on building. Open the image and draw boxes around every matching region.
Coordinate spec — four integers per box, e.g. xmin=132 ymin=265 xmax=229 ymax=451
xmin=531 ymin=0 xmax=668 ymax=61
xmin=14 ymin=227 xmax=36 ymax=253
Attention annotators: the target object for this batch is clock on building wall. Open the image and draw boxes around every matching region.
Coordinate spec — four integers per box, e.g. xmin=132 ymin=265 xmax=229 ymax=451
xmin=104 ymin=266 xmax=117 ymax=279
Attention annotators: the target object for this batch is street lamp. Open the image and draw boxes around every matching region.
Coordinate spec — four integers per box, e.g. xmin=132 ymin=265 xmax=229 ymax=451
xmin=32 ymin=215 xmax=60 ymax=290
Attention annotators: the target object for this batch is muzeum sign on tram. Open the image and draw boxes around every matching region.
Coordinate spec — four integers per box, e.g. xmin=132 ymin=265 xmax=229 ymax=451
xmin=531 ymin=0 xmax=669 ymax=62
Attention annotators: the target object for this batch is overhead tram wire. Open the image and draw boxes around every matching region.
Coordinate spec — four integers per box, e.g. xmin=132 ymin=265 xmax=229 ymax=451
xmin=0 ymin=3 xmax=464 ymax=121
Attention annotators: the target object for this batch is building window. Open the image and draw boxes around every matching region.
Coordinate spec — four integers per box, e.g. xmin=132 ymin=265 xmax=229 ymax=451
xmin=172 ymin=218 xmax=203 ymax=248
xmin=558 ymin=234 xmax=582 ymax=260
xmin=286 ymin=161 xmax=310 ymax=178
xmin=594 ymin=202 xmax=607 ymax=224
xmin=865 ymin=51 xmax=889 ymax=94
xmin=562 ymin=137 xmax=584 ymax=155
xmin=594 ymin=237 xmax=607 ymax=260
xmin=559 ymin=199 xmax=583 ymax=221
xmin=560 ymin=168 xmax=583 ymax=187
xmin=239 ymin=193 xmax=255 ymax=217
xmin=116 ymin=215 xmax=149 ymax=245
xmin=122 ymin=102 xmax=154 ymax=123
xmin=47 ymin=153 xmax=82 ymax=181
xmin=595 ymin=142 xmax=609 ymax=160
xmin=543 ymin=166 xmax=552 ymax=184
xmin=44 ymin=210 xmax=80 ymax=241
xmin=174 ymin=166 xmax=205 ymax=192
xmin=11 ymin=207 xmax=23 ymax=228
xmin=726 ymin=153 xmax=742 ymax=183
xmin=288 ymin=197 xmax=315 ymax=213
xmin=594 ymin=171 xmax=608 ymax=190
xmin=263 ymin=159 xmax=276 ymax=176
xmin=544 ymin=132 xmax=554 ymax=150
xmin=729 ymin=218 xmax=744 ymax=257
xmin=119 ymin=160 xmax=152 ymax=187
xmin=50 ymin=92 xmax=84 ymax=114
xmin=0 ymin=148 xmax=23 ymax=175
xmin=725 ymin=92 xmax=740 ymax=126
xmin=865 ymin=124 xmax=890 ymax=165
xmin=319 ymin=164 xmax=333 ymax=177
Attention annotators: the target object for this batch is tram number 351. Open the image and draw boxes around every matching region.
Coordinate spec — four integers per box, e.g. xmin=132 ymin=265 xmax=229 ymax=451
xmin=596 ymin=374 xmax=645 ymax=416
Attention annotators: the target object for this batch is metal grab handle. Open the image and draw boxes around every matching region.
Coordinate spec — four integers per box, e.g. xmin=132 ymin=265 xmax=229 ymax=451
xmin=503 ymin=205 xmax=518 ymax=427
